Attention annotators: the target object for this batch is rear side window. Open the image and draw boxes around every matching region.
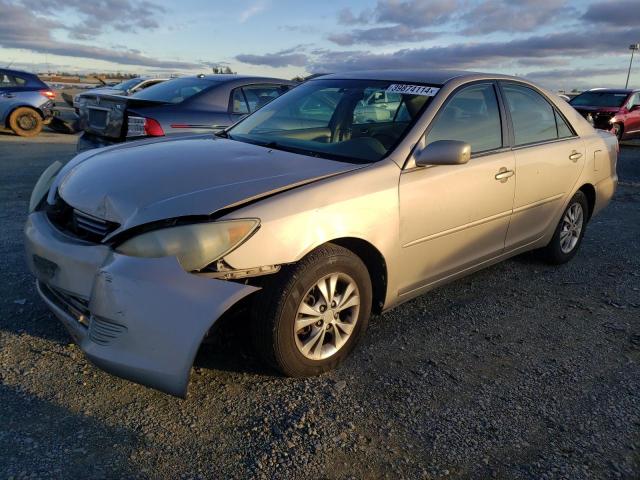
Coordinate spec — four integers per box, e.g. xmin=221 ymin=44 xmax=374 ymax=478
xmin=0 ymin=74 xmax=25 ymax=87
xmin=241 ymin=84 xmax=288 ymax=113
xmin=555 ymin=111 xmax=573 ymax=138
xmin=232 ymin=88 xmax=249 ymax=114
xmin=132 ymin=78 xmax=215 ymax=104
xmin=426 ymin=83 xmax=502 ymax=153
xmin=502 ymin=84 xmax=558 ymax=146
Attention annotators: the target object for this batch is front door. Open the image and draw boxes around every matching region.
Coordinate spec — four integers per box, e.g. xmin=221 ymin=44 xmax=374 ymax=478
xmin=398 ymin=83 xmax=515 ymax=295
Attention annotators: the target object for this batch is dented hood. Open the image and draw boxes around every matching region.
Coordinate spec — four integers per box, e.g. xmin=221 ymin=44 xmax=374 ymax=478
xmin=52 ymin=135 xmax=362 ymax=237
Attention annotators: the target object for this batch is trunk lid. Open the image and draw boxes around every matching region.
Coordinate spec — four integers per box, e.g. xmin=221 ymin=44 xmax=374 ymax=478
xmin=77 ymin=94 xmax=166 ymax=139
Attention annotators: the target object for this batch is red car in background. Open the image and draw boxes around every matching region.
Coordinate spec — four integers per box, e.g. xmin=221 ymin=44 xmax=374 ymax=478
xmin=570 ymin=88 xmax=640 ymax=140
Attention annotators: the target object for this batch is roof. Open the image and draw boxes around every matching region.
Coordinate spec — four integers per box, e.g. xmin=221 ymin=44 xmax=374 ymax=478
xmin=0 ymin=68 xmax=38 ymax=77
xmin=187 ymin=74 xmax=294 ymax=84
xmin=317 ymin=69 xmax=488 ymax=85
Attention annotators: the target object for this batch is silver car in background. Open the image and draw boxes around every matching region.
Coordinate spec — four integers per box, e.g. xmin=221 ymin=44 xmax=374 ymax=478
xmin=25 ymin=70 xmax=617 ymax=396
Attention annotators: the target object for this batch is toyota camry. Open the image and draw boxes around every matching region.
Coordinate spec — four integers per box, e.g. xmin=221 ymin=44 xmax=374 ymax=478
xmin=25 ymin=70 xmax=618 ymax=397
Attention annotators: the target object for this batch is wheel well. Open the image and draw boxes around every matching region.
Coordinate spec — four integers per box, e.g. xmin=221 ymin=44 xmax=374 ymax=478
xmin=5 ymin=105 xmax=42 ymax=128
xmin=579 ymin=183 xmax=596 ymax=220
xmin=330 ymin=238 xmax=387 ymax=314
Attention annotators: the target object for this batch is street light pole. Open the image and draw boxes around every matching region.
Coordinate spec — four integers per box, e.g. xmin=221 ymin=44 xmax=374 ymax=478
xmin=626 ymin=43 xmax=640 ymax=89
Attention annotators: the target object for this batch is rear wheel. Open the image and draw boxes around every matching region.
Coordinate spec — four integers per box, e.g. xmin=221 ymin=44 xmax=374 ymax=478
xmin=541 ymin=191 xmax=589 ymax=264
xmin=9 ymin=107 xmax=43 ymax=137
xmin=252 ymin=243 xmax=372 ymax=377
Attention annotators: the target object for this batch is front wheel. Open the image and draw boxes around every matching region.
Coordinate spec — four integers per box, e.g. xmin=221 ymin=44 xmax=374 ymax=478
xmin=252 ymin=243 xmax=372 ymax=377
xmin=612 ymin=123 xmax=623 ymax=141
xmin=541 ymin=191 xmax=589 ymax=264
xmin=9 ymin=107 xmax=43 ymax=137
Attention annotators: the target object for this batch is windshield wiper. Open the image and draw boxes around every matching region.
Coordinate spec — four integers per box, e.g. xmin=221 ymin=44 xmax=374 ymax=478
xmin=261 ymin=141 xmax=321 ymax=158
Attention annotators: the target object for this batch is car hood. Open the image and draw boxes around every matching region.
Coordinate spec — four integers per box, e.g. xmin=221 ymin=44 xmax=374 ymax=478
xmin=572 ymin=106 xmax=620 ymax=114
xmin=52 ymin=135 xmax=363 ymax=239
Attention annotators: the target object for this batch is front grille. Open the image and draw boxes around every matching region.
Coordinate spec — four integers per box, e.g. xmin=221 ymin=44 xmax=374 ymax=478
xmin=46 ymin=195 xmax=119 ymax=242
xmin=40 ymin=282 xmax=90 ymax=327
xmin=73 ymin=209 xmax=113 ymax=238
xmin=40 ymin=282 xmax=127 ymax=345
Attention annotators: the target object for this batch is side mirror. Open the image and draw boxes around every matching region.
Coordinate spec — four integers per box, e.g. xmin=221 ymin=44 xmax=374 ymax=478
xmin=414 ymin=140 xmax=471 ymax=167
xmin=630 ymin=104 xmax=640 ymax=112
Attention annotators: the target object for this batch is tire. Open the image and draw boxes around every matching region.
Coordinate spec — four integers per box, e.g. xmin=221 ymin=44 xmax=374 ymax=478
xmin=252 ymin=243 xmax=372 ymax=377
xmin=9 ymin=107 xmax=43 ymax=137
xmin=541 ymin=191 xmax=589 ymax=264
xmin=612 ymin=122 xmax=623 ymax=141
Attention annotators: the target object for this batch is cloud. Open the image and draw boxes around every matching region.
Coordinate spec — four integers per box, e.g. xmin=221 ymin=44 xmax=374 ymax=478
xmin=239 ymin=0 xmax=267 ymax=23
xmin=582 ymin=0 xmax=640 ymax=27
xmin=524 ymin=67 xmax=629 ymax=89
xmin=235 ymin=49 xmax=308 ymax=68
xmin=328 ymin=25 xmax=437 ymax=46
xmin=20 ymin=0 xmax=166 ymax=39
xmin=374 ymin=0 xmax=461 ymax=27
xmin=460 ymin=0 xmax=572 ymax=34
xmin=309 ymin=28 xmax=639 ymax=72
xmin=0 ymin=0 xmax=199 ymax=69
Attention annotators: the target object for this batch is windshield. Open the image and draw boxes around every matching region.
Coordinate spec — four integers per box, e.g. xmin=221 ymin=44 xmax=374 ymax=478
xmin=227 ymin=79 xmax=438 ymax=163
xmin=570 ymin=91 xmax=629 ymax=108
xmin=112 ymin=78 xmax=142 ymax=91
xmin=132 ymin=78 xmax=216 ymax=104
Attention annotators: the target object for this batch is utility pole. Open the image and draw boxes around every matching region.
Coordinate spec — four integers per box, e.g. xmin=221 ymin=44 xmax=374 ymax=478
xmin=626 ymin=44 xmax=639 ymax=89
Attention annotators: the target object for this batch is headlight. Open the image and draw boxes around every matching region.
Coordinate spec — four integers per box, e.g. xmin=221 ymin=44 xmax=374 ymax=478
xmin=29 ymin=161 xmax=63 ymax=212
xmin=115 ymin=219 xmax=259 ymax=271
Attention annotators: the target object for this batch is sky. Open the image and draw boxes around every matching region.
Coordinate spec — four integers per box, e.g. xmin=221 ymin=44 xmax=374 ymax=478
xmin=0 ymin=0 xmax=639 ymax=91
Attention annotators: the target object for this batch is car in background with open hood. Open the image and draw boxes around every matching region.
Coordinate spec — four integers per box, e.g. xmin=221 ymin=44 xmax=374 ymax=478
xmin=76 ymin=75 xmax=295 ymax=151
xmin=69 ymin=76 xmax=168 ymax=110
xmin=570 ymin=88 xmax=640 ymax=140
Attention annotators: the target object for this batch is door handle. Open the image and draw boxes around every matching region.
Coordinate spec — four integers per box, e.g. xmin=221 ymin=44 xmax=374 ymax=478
xmin=495 ymin=168 xmax=515 ymax=182
xmin=569 ymin=150 xmax=582 ymax=162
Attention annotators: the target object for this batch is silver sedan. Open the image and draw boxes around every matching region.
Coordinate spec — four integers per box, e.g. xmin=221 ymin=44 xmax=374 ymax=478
xmin=25 ymin=70 xmax=618 ymax=396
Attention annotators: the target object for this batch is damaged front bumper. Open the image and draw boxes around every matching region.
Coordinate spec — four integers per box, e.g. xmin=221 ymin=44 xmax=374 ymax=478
xmin=24 ymin=211 xmax=259 ymax=397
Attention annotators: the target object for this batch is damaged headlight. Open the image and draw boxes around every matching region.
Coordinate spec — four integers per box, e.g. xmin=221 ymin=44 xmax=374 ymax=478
xmin=29 ymin=160 xmax=63 ymax=212
xmin=115 ymin=219 xmax=259 ymax=271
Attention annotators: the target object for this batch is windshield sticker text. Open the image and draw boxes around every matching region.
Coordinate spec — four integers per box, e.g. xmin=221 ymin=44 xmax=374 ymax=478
xmin=386 ymin=84 xmax=440 ymax=96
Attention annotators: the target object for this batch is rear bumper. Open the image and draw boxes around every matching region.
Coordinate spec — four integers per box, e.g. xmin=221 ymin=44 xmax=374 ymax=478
xmin=42 ymin=101 xmax=55 ymax=124
xmin=76 ymin=132 xmax=120 ymax=153
xmin=25 ymin=211 xmax=259 ymax=397
xmin=593 ymin=174 xmax=617 ymax=217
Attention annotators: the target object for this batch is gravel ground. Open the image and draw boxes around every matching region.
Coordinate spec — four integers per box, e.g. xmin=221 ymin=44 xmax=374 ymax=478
xmin=1 ymin=132 xmax=639 ymax=479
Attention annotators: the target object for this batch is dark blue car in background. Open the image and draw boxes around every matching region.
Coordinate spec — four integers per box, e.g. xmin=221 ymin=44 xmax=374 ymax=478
xmin=0 ymin=68 xmax=55 ymax=137
xmin=76 ymin=74 xmax=295 ymax=151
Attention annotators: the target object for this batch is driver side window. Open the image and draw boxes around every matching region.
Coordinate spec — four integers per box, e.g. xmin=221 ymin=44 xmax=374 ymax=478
xmin=425 ymin=83 xmax=502 ymax=154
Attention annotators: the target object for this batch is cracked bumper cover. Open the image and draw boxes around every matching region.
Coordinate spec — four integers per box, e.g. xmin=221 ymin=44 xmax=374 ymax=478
xmin=25 ymin=211 xmax=259 ymax=397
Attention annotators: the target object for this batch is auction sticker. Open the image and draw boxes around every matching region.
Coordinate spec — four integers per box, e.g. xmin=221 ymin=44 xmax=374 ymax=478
xmin=386 ymin=84 xmax=440 ymax=96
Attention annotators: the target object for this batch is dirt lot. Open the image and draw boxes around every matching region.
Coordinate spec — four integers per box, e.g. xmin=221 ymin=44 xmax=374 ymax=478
xmin=1 ymin=131 xmax=639 ymax=479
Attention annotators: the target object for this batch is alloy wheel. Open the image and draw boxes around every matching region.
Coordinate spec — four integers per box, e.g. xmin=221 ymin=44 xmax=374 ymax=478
xmin=559 ymin=202 xmax=584 ymax=253
xmin=294 ymin=273 xmax=360 ymax=360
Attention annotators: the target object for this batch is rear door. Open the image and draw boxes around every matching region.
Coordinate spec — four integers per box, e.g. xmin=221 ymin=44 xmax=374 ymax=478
xmin=0 ymin=72 xmax=31 ymax=120
xmin=499 ymin=82 xmax=586 ymax=250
